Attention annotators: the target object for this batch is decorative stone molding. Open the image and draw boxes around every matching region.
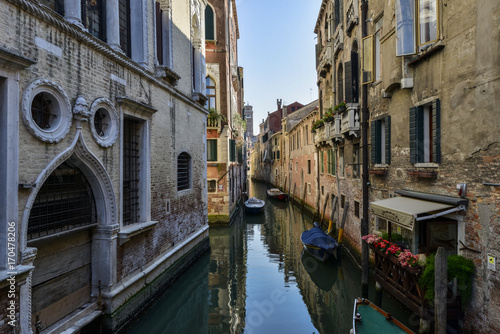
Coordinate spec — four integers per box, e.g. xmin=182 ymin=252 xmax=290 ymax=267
xmin=155 ymin=64 xmax=181 ymax=86
xmin=73 ymin=94 xmax=91 ymax=122
xmin=22 ymin=79 xmax=72 ymax=143
xmin=0 ymin=46 xmax=35 ymax=70
xmin=89 ymin=98 xmax=119 ymax=148
xmin=116 ymin=96 xmax=158 ymax=116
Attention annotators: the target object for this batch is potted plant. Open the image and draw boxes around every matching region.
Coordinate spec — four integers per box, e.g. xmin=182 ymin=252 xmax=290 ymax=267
xmin=208 ymin=108 xmax=225 ymax=126
xmin=334 ymin=101 xmax=347 ymax=113
xmin=311 ymin=119 xmax=325 ymax=132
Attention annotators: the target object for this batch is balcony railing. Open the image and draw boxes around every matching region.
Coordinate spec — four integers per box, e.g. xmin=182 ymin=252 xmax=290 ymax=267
xmin=372 ymin=247 xmax=425 ymax=316
xmin=340 ymin=105 xmax=360 ymax=137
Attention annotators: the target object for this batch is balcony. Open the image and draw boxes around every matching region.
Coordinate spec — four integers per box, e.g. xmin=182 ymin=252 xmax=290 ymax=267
xmin=340 ymin=104 xmax=360 ymax=137
xmin=313 ymin=104 xmax=360 ymax=145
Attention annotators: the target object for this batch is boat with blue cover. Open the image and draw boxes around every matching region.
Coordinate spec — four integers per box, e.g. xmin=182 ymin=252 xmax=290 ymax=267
xmin=300 ymin=222 xmax=338 ymax=261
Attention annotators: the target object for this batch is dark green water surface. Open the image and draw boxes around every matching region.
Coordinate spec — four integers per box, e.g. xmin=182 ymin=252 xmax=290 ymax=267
xmin=125 ymin=181 xmax=419 ymax=333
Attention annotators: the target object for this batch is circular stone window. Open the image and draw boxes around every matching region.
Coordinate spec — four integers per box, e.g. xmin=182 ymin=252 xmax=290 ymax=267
xmin=89 ymin=98 xmax=119 ymax=147
xmin=22 ymin=79 xmax=72 ymax=143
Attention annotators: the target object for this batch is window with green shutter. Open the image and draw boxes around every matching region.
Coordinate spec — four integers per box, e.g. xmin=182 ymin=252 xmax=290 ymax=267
xmin=229 ymin=139 xmax=236 ymax=162
xmin=371 ymin=116 xmax=391 ymax=164
xmin=207 ymin=139 xmax=217 ymax=161
xmin=205 ymin=5 xmax=215 ymax=40
xmin=409 ymin=99 xmax=440 ymax=163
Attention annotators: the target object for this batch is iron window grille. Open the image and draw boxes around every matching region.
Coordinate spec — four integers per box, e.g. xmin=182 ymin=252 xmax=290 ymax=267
xmin=177 ymin=152 xmax=191 ymax=191
xmin=123 ymin=118 xmax=141 ymax=225
xmin=208 ymin=180 xmax=216 ymax=193
xmin=82 ymin=0 xmax=106 ymax=41
xmin=119 ymin=0 xmax=131 ymax=57
xmin=94 ymin=108 xmax=109 ymax=137
xmin=31 ymin=92 xmax=56 ymax=130
xmin=28 ymin=162 xmax=97 ymax=240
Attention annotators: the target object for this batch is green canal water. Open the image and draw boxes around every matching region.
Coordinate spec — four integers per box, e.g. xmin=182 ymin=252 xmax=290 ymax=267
xmin=124 ymin=181 xmax=420 ymax=333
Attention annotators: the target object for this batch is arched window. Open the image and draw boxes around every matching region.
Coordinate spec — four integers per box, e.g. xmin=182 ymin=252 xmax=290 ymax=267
xmin=177 ymin=152 xmax=191 ymax=191
xmin=206 ymin=76 xmax=216 ymax=110
xmin=28 ymin=162 xmax=97 ymax=240
xmin=205 ymin=5 xmax=215 ymax=40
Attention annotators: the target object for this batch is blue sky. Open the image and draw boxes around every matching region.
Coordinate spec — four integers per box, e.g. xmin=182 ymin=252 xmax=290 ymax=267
xmin=236 ymin=0 xmax=323 ymax=134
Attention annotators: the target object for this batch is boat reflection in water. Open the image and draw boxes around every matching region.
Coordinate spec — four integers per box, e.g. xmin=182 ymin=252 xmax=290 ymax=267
xmin=125 ymin=181 xmax=418 ymax=334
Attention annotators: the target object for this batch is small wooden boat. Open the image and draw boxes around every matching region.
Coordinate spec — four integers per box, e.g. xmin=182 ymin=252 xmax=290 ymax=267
xmin=266 ymin=188 xmax=288 ymax=201
xmin=352 ymin=298 xmax=414 ymax=334
xmin=300 ymin=222 xmax=338 ymax=261
xmin=244 ymin=197 xmax=265 ymax=214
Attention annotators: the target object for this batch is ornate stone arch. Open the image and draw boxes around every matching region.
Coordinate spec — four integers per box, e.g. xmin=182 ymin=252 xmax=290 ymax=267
xmin=21 ymin=131 xmax=117 ymax=249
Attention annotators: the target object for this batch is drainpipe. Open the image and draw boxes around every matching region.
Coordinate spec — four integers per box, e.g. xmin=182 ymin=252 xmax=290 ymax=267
xmin=361 ymin=0 xmax=370 ymax=291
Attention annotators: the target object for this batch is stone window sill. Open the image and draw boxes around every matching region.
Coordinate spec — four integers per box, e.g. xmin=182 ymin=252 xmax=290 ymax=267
xmin=0 ymin=265 xmax=33 ymax=288
xmin=119 ymin=221 xmax=158 ymax=244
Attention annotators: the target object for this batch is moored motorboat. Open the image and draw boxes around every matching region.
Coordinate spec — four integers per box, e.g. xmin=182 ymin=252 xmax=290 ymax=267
xmin=352 ymin=298 xmax=414 ymax=334
xmin=300 ymin=222 xmax=338 ymax=261
xmin=244 ymin=197 xmax=265 ymax=214
xmin=266 ymin=188 xmax=288 ymax=201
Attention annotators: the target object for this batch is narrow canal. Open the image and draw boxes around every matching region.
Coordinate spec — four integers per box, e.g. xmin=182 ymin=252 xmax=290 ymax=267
xmin=124 ymin=181 xmax=420 ymax=333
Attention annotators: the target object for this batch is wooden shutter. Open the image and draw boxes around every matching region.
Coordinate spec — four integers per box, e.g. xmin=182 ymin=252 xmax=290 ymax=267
xmin=345 ymin=61 xmax=353 ymax=103
xmin=409 ymin=107 xmax=417 ymax=164
xmin=371 ymin=120 xmax=381 ymax=164
xmin=385 ymin=116 xmax=391 ymax=164
xmin=155 ymin=2 xmax=163 ymax=64
xmin=207 ymin=139 xmax=217 ymax=161
xmin=229 ymin=139 xmax=236 ymax=162
xmin=416 ymin=106 xmax=424 ymax=163
xmin=432 ymin=99 xmax=441 ymax=163
xmin=351 ymin=51 xmax=359 ymax=103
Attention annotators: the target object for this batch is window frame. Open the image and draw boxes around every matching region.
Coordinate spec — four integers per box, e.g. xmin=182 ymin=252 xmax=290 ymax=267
xmin=409 ymin=99 xmax=441 ymax=164
xmin=207 ymin=139 xmax=218 ymax=162
xmin=177 ymin=152 xmax=192 ymax=191
xmin=371 ymin=116 xmax=391 ymax=165
xmin=205 ymin=4 xmax=215 ymax=41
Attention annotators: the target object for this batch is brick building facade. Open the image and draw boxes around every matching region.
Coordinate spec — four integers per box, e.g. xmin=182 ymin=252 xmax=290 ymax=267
xmin=205 ymin=0 xmax=245 ymax=225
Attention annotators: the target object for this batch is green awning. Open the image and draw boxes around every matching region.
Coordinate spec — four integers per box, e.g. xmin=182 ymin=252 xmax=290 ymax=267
xmin=371 ymin=197 xmax=454 ymax=231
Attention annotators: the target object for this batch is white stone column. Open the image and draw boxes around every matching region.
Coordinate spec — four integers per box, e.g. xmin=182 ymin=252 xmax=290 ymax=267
xmin=64 ymin=0 xmax=83 ymax=28
xmin=193 ymin=40 xmax=202 ymax=93
xmin=92 ymin=224 xmax=119 ymax=295
xmin=106 ymin=0 xmax=121 ymax=51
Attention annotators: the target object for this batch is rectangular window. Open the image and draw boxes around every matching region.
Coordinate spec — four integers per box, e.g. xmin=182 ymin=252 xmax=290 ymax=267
xmin=208 ymin=180 xmax=216 ymax=193
xmin=396 ymin=0 xmax=416 ymax=56
xmin=371 ymin=117 xmax=391 ymax=164
xmin=207 ymin=139 xmax=217 ymax=161
xmin=339 ymin=147 xmax=345 ymax=177
xmin=229 ymin=139 xmax=236 ymax=162
xmin=341 ymin=194 xmax=345 ymax=208
xmin=362 ymin=35 xmax=373 ymax=84
xmin=374 ymin=17 xmax=383 ymax=81
xmin=155 ymin=2 xmax=163 ymax=64
xmin=353 ymin=143 xmax=360 ymax=178
xmin=354 ymin=200 xmax=360 ymax=218
xmin=396 ymin=0 xmax=439 ymax=56
xmin=41 ymin=0 xmax=64 ymax=15
xmin=82 ymin=0 xmax=105 ymax=41
xmin=418 ymin=0 xmax=438 ymax=46
xmin=119 ymin=0 xmax=131 ymax=57
xmin=321 ymin=151 xmax=324 ymax=174
xmin=307 ymin=160 xmax=311 ymax=174
xmin=277 ymin=150 xmax=280 ymax=160
xmin=410 ymin=99 xmax=441 ymax=163
xmin=123 ymin=118 xmax=141 ymax=225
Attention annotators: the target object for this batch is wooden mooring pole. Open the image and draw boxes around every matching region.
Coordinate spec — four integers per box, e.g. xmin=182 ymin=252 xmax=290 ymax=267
xmin=338 ymin=202 xmax=349 ymax=243
xmin=320 ymin=193 xmax=330 ymax=226
xmin=435 ymin=247 xmax=448 ymax=334
xmin=301 ymin=185 xmax=307 ymax=210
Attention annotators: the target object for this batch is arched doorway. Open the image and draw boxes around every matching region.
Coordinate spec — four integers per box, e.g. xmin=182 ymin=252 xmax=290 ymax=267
xmin=28 ymin=161 xmax=97 ymax=331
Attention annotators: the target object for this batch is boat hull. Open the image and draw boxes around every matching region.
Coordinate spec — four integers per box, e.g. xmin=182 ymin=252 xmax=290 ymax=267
xmin=267 ymin=189 xmax=288 ymax=201
xmin=352 ymin=298 xmax=414 ymax=334
xmin=300 ymin=222 xmax=338 ymax=262
xmin=244 ymin=197 xmax=265 ymax=214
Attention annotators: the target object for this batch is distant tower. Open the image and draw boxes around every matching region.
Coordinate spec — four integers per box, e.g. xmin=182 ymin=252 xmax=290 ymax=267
xmin=244 ymin=104 xmax=254 ymax=137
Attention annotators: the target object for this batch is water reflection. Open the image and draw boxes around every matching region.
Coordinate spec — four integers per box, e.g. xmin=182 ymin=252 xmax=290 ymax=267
xmin=125 ymin=181 xmax=419 ymax=333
